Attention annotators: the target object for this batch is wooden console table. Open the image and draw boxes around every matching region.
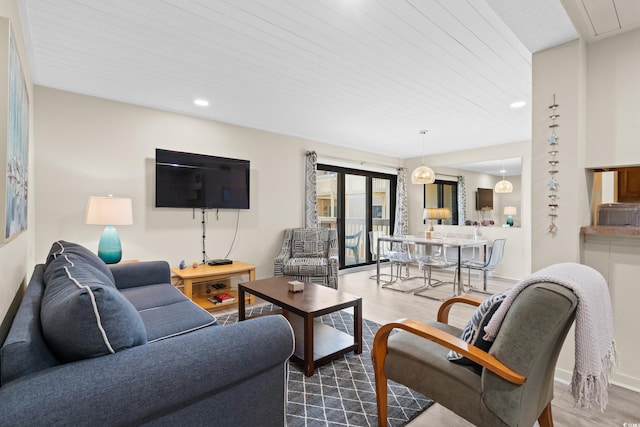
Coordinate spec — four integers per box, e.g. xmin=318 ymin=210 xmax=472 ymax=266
xmin=172 ymin=261 xmax=256 ymax=311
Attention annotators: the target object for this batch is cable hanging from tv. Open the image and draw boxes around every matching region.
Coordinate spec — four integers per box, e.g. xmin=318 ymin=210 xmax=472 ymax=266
xmin=196 ymin=207 xmax=238 ymax=266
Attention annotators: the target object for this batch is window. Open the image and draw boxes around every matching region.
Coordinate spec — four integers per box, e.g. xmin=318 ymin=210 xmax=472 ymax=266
xmin=424 ymin=180 xmax=458 ymax=225
xmin=317 ymin=165 xmax=396 ymax=268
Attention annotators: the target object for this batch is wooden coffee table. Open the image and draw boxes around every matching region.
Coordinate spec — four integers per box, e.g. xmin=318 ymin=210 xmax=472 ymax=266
xmin=238 ymin=276 xmax=362 ymax=376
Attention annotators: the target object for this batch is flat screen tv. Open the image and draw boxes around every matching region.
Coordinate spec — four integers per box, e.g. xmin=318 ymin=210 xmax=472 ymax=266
xmin=476 ymin=188 xmax=493 ymax=211
xmin=155 ymin=148 xmax=250 ymax=209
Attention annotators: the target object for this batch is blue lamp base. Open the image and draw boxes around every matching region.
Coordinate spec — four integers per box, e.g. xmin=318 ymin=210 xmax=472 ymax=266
xmin=98 ymin=225 xmax=122 ymax=264
xmin=506 ymin=215 xmax=514 ymax=227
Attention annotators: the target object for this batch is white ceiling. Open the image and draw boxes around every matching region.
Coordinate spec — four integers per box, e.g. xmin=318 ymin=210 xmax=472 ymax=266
xmin=15 ymin=0 xmax=637 ymax=162
xmin=454 ymin=157 xmax=521 ymax=177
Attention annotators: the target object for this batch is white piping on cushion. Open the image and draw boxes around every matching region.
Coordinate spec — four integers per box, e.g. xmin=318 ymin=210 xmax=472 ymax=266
xmin=146 ymin=319 xmax=217 ymax=343
xmin=63 ymin=264 xmax=115 ymax=354
xmin=50 ymin=240 xmax=65 ymax=259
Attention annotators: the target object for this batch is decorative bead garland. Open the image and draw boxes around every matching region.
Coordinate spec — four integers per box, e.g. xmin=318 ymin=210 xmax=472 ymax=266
xmin=548 ymin=95 xmax=559 ymax=234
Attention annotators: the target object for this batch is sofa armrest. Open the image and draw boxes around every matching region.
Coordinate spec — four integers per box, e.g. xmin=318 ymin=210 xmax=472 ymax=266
xmin=274 ymin=246 xmax=292 ymax=276
xmin=0 ymin=315 xmax=294 ymax=426
xmin=109 ymin=260 xmax=171 ymax=289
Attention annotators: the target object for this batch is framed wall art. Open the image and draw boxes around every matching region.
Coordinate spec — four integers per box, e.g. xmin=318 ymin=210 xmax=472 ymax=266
xmin=0 ymin=17 xmax=29 ymax=243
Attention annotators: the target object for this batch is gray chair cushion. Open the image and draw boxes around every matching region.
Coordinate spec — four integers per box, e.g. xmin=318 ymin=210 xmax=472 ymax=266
xmin=386 ymin=323 xmax=509 ymax=427
xmin=41 ymin=243 xmax=147 ymax=363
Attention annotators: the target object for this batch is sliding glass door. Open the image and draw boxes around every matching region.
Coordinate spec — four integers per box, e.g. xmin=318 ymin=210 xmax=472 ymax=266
xmin=317 ymin=165 xmax=396 ymax=269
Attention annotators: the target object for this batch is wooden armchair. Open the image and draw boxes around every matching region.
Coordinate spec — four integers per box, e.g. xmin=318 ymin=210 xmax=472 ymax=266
xmin=372 ymin=282 xmax=578 ymax=427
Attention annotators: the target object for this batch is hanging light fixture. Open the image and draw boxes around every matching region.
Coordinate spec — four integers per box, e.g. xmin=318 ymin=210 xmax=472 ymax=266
xmin=411 ymin=130 xmax=435 ymax=184
xmin=494 ymin=161 xmax=513 ymax=193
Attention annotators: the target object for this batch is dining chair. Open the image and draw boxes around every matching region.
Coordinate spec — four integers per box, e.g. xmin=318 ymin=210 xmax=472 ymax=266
xmin=369 ymin=231 xmax=403 ymax=282
xmin=345 ymin=230 xmax=363 ymax=264
xmin=380 ymin=240 xmax=424 ymax=293
xmin=462 ymin=238 xmax=506 ymax=294
xmin=370 ymin=231 xmax=420 ymax=291
xmin=413 ymin=241 xmax=459 ymax=300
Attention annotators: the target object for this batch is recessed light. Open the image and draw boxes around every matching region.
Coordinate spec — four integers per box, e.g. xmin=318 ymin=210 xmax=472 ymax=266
xmin=510 ymin=101 xmax=526 ymax=109
xmin=194 ymin=99 xmax=209 ymax=107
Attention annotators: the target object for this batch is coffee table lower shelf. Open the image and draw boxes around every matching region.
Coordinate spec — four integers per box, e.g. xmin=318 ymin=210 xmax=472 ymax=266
xmin=238 ymin=276 xmax=362 ymax=377
xmin=284 ymin=312 xmax=360 ymax=369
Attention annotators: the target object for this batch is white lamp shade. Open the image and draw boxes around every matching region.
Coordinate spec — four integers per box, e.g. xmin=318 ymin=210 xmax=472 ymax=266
xmin=504 ymin=206 xmax=517 ymax=216
xmin=494 ymin=179 xmax=513 ymax=193
xmin=423 ymin=207 xmax=451 ymax=220
xmin=411 ymin=166 xmax=436 ymax=184
xmin=86 ymin=196 xmax=133 ymax=225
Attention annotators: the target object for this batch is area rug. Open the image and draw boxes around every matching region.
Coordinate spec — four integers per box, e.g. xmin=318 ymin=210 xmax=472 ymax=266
xmin=216 ymin=304 xmax=432 ymax=427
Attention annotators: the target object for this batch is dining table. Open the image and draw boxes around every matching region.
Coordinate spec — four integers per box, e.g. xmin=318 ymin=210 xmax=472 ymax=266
xmin=376 ymin=234 xmax=488 ymax=295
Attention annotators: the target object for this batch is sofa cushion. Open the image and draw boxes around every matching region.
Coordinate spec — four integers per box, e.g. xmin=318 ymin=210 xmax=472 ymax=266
xmin=119 ymin=283 xmax=188 ymax=311
xmin=120 ymin=283 xmax=217 ymax=341
xmin=41 ymin=248 xmax=147 ymax=363
xmin=291 ymin=229 xmax=325 ymax=257
xmin=45 ymin=240 xmax=115 ymax=287
xmin=447 ymin=291 xmax=508 ymax=366
xmin=139 ymin=299 xmax=218 ymax=342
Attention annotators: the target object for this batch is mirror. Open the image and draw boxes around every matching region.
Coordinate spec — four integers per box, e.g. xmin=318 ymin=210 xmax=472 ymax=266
xmin=425 ymin=157 xmax=522 ymax=227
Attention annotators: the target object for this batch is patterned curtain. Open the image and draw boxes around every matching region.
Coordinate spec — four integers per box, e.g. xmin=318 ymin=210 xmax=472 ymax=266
xmin=305 ymin=151 xmax=318 ymax=228
xmin=393 ymin=168 xmax=408 ymax=236
xmin=457 ymin=175 xmax=466 ymax=225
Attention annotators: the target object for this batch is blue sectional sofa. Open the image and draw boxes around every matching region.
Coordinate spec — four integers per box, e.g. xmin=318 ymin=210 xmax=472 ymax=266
xmin=0 ymin=241 xmax=294 ymax=426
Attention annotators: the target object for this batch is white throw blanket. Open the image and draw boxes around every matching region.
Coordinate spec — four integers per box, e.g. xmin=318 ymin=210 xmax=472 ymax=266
xmin=483 ymin=262 xmax=616 ymax=411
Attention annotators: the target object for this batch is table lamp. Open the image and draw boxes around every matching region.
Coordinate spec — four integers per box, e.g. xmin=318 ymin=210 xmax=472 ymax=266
xmin=86 ymin=195 xmax=133 ymax=264
xmin=504 ymin=206 xmax=517 ymax=227
xmin=423 ymin=207 xmax=452 ymax=236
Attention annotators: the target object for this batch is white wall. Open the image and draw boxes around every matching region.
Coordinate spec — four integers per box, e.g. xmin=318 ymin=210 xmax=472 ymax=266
xmin=585 ymin=29 xmax=640 ymax=168
xmin=533 ymin=32 xmax=640 ymax=391
xmin=33 ymin=87 xmax=403 ymax=280
xmin=0 ymin=1 xmax=34 ymax=336
xmin=531 ymin=39 xmax=589 ymax=270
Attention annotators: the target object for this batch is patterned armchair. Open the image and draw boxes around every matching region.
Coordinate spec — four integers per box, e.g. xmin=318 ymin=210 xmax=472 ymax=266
xmin=274 ymin=228 xmax=339 ymax=289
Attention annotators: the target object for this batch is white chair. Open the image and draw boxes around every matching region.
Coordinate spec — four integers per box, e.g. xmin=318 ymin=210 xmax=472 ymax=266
xmin=413 ymin=241 xmax=459 ymax=300
xmin=462 ymin=238 xmax=506 ymax=294
xmin=370 ymin=231 xmax=421 ymax=292
xmin=369 ymin=231 xmax=406 ymax=282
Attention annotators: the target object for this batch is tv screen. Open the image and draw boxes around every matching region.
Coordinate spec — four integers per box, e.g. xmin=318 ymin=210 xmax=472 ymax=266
xmin=155 ymin=149 xmax=250 ymax=209
xmin=476 ymin=188 xmax=493 ymax=211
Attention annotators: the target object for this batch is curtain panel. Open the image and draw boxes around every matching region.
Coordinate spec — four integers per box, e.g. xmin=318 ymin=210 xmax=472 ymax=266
xmin=457 ymin=175 xmax=466 ymax=225
xmin=305 ymin=151 xmax=318 ymax=228
xmin=393 ymin=168 xmax=408 ymax=236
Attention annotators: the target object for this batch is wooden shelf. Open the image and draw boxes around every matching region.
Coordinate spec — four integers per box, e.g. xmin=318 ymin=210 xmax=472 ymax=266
xmin=192 ymin=289 xmax=254 ymax=311
xmin=171 ymin=261 xmax=256 ymax=312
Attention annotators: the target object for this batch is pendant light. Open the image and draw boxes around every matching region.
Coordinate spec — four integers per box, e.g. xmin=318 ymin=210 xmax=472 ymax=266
xmin=411 ymin=130 xmax=435 ymax=184
xmin=494 ymin=161 xmax=513 ymax=193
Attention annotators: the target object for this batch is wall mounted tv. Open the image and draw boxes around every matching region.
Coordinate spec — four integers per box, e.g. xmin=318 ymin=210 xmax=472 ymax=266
xmin=155 ymin=148 xmax=250 ymax=209
xmin=476 ymin=188 xmax=493 ymax=211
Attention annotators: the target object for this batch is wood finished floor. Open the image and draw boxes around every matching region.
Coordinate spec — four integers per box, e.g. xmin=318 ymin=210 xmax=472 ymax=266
xmin=335 ymin=265 xmax=640 ymax=427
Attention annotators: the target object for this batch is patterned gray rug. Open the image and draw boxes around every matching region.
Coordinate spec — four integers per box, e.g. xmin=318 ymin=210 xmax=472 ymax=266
xmin=216 ymin=304 xmax=432 ymax=427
